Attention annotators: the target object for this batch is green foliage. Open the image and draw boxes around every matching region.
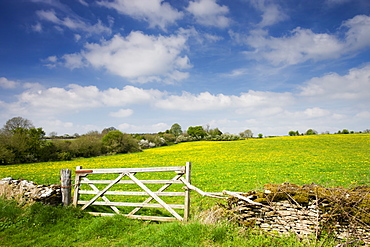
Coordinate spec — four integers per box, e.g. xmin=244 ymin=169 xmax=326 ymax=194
xmin=342 ymin=129 xmax=349 ymax=134
xmin=170 ymin=123 xmax=182 ymax=136
xmin=70 ymin=132 xmax=103 ymax=158
xmin=305 ymin=129 xmax=318 ymax=135
xmin=187 ymin=126 xmax=207 ymax=139
xmin=258 ymin=133 xmax=263 ymax=138
xmin=102 ymin=130 xmax=141 ymax=154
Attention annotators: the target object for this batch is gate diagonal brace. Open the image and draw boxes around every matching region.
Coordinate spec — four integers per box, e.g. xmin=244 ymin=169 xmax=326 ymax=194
xmin=81 ymin=173 xmax=125 ymax=210
xmin=82 ymin=177 xmax=121 ymax=214
xmin=126 ymin=172 xmax=183 ymax=221
xmin=128 ymin=173 xmax=183 ymax=216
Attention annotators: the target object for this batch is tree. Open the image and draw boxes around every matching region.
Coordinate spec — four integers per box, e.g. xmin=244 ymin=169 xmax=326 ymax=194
xmin=102 ymin=130 xmax=141 ymax=154
xmin=240 ymin=129 xmax=253 ymax=138
xmin=342 ymin=129 xmax=349 ymax=134
xmin=258 ymin=133 xmax=263 ymax=138
xmin=2 ymin=116 xmax=34 ymax=133
xmin=209 ymin=128 xmax=222 ymax=137
xmin=288 ymin=131 xmax=296 ymax=136
xmin=170 ymin=123 xmax=182 ymax=137
xmin=102 ymin=127 xmax=117 ymax=135
xmin=306 ymin=129 xmax=317 ymax=135
xmin=187 ymin=126 xmax=207 ymax=139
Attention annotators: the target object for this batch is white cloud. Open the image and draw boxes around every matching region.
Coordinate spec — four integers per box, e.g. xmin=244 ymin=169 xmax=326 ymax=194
xmin=98 ymin=0 xmax=183 ymax=31
xmin=299 ymin=65 xmax=370 ymax=101
xmin=245 ymin=27 xmax=344 ymax=66
xmin=0 ymin=77 xmax=17 ymax=89
xmin=155 ymin=90 xmax=293 ymax=113
xmin=249 ymin=0 xmax=288 ymax=27
xmin=186 ymin=0 xmax=230 ymax=28
xmin=342 ymin=15 xmax=370 ymax=51
xmin=74 ymin=31 xmax=191 ymax=83
xmin=243 ymin=15 xmax=370 ymax=66
xmin=36 ymin=9 xmax=111 ymax=35
xmin=109 ymin=109 xmax=133 ymax=118
xmin=62 ymin=53 xmax=84 ymax=69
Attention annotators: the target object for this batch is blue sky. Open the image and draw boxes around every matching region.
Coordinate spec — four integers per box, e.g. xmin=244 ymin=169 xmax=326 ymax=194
xmin=1 ymin=0 xmax=370 ymax=136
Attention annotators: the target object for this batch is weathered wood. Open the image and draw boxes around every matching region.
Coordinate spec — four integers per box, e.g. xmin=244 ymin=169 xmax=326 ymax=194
xmin=72 ymin=166 xmax=82 ymax=206
xmin=77 ymin=201 xmax=185 ymax=209
xmin=78 ymin=166 xmax=185 ymax=174
xmin=87 ymin=212 xmax=179 ymax=221
xmin=127 ymin=174 xmax=183 ymax=216
xmin=184 ymin=161 xmax=191 ymax=221
xmin=126 ymin=173 xmax=183 ymax=221
xmin=60 ymin=169 xmax=72 ymax=206
xmin=180 ymin=177 xmax=227 ymax=199
xmin=81 ymin=173 xmax=125 ymax=210
xmin=78 ymin=179 xmax=183 ymax=184
xmin=82 ymin=177 xmax=120 ymax=214
xmin=79 ymin=190 xmax=185 ymax=196
xmin=222 ymin=190 xmax=263 ymax=205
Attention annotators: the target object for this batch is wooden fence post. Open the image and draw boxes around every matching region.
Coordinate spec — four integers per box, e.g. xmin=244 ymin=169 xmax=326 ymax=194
xmin=73 ymin=166 xmax=82 ymax=206
xmin=60 ymin=169 xmax=72 ymax=206
xmin=184 ymin=161 xmax=191 ymax=221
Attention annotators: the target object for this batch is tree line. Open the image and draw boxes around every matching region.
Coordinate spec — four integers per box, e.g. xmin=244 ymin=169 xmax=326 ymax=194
xmin=0 ymin=117 xmax=251 ymax=165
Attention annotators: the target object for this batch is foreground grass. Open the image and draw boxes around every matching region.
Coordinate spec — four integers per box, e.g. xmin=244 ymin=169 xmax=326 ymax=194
xmin=0 ymin=198 xmax=340 ymax=247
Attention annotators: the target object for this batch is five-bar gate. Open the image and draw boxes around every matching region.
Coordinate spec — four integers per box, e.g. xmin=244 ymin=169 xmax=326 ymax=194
xmin=73 ymin=162 xmax=191 ymax=221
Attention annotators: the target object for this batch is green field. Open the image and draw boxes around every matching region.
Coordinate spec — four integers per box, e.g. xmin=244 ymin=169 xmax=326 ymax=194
xmin=1 ymin=134 xmax=369 ymax=208
xmin=1 ymin=134 xmax=369 ymax=246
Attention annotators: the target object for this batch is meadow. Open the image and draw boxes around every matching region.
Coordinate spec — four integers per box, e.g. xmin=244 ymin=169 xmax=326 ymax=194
xmin=1 ymin=134 xmax=369 ymax=246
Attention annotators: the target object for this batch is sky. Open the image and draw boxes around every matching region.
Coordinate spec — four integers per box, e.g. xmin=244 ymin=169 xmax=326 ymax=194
xmin=1 ymin=0 xmax=370 ymax=137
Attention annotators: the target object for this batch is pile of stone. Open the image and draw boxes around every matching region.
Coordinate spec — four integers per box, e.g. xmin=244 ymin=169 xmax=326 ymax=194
xmin=0 ymin=177 xmax=62 ymax=206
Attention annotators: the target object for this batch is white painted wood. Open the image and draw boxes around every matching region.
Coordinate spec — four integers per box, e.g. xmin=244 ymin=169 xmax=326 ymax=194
xmin=222 ymin=190 xmax=263 ymax=205
xmin=78 ymin=179 xmax=183 ymax=184
xmin=78 ymin=201 xmax=185 ymax=209
xmin=126 ymin=173 xmax=183 ymax=221
xmin=180 ymin=177 xmax=227 ymax=199
xmin=82 ymin=177 xmax=120 ymax=214
xmin=127 ymin=174 xmax=183 ymax=216
xmin=79 ymin=190 xmax=185 ymax=196
xmin=87 ymin=212 xmax=178 ymax=221
xmin=81 ymin=173 xmax=125 ymax=210
xmin=79 ymin=166 xmax=185 ymax=174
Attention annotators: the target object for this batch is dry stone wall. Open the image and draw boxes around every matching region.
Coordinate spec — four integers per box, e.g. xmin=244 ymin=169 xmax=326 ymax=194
xmin=0 ymin=177 xmax=62 ymax=205
xmin=227 ymin=183 xmax=370 ymax=244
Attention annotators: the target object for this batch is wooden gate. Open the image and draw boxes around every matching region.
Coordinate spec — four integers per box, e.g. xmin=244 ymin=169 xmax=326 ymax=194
xmin=73 ymin=162 xmax=191 ymax=221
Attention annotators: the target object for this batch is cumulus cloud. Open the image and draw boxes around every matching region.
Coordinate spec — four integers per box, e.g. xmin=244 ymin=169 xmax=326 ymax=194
xmin=2 ymin=84 xmax=164 ymax=117
xmin=242 ymin=15 xmax=370 ymax=66
xmin=64 ymin=31 xmax=191 ymax=83
xmin=0 ymin=77 xmax=17 ymax=89
xmin=98 ymin=0 xmax=183 ymax=31
xmin=299 ymin=65 xmax=370 ymax=101
xmin=186 ymin=0 xmax=230 ymax=28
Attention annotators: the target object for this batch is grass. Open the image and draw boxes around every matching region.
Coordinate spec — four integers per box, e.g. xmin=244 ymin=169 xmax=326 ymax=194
xmin=0 ymin=198 xmax=339 ymax=247
xmin=0 ymin=134 xmax=369 ymax=246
